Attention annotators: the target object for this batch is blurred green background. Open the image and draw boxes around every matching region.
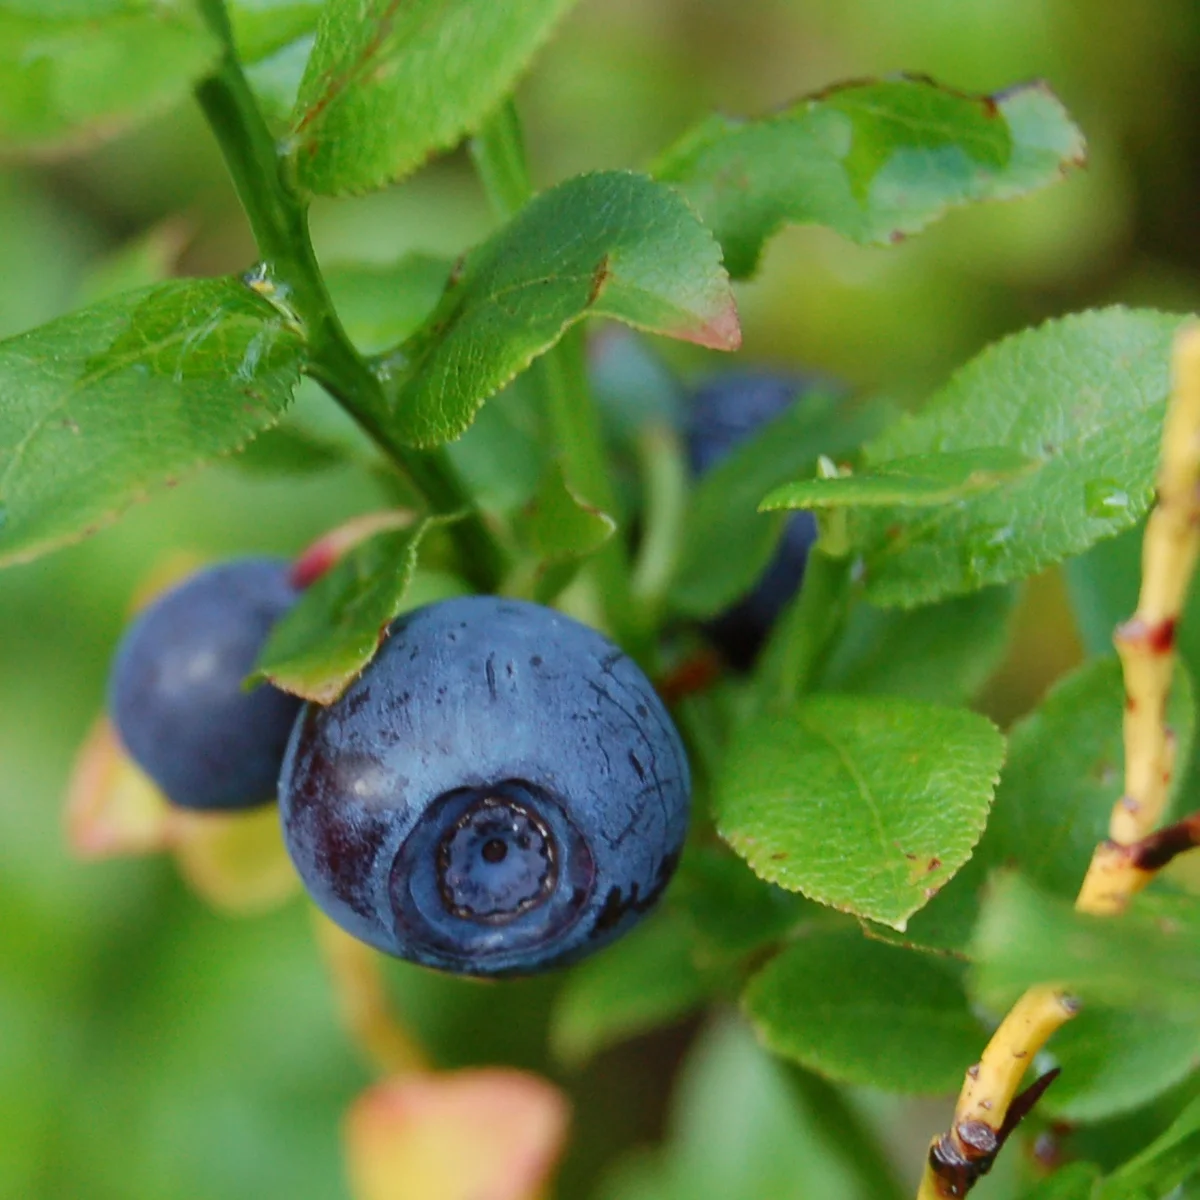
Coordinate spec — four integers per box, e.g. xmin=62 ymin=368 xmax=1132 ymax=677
xmin=3 ymin=0 xmax=1200 ymax=1196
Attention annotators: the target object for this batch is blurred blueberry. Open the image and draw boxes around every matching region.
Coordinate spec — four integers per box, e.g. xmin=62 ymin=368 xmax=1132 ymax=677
xmin=589 ymin=327 xmax=685 ymax=441
xmin=279 ymin=595 xmax=690 ymax=977
xmin=108 ymin=558 xmax=302 ymax=810
xmin=686 ymin=371 xmax=825 ymax=669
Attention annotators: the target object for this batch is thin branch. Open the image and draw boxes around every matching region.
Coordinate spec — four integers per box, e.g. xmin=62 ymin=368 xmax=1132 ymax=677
xmin=919 ymin=322 xmax=1200 ymax=1197
xmin=919 ymin=989 xmax=1073 ymax=1198
xmin=193 ymin=0 xmax=505 ymax=592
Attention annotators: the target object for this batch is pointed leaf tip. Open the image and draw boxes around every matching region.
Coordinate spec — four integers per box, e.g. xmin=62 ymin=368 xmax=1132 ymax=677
xmin=655 ymin=74 xmax=1087 ymax=278
xmin=685 ymin=295 xmax=743 ymax=351
xmin=386 ymin=171 xmax=737 ymax=447
xmin=716 ymin=695 xmax=1004 ymax=927
xmin=257 ymin=517 xmax=459 ymax=704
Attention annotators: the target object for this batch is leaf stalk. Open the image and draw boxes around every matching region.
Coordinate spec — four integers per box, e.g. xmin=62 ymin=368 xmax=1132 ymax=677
xmin=193 ymin=0 xmax=504 ymax=591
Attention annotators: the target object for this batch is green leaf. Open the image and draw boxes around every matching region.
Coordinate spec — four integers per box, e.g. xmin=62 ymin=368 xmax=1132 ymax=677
xmin=225 ymin=423 xmax=351 ymax=476
xmin=819 ymin=586 xmax=1019 ymax=705
xmin=229 ymin=0 xmax=322 ymax=61
xmin=716 ymin=695 xmax=1004 ymax=928
xmin=1043 ymin=1005 xmax=1200 ymax=1124
xmin=1099 ymin=1094 xmax=1200 ymax=1200
xmin=550 ymin=910 xmax=727 ymax=1067
xmin=1066 ymin=527 xmax=1141 ymax=657
xmin=656 ymin=1017 xmax=866 ymax=1200
xmin=444 ymin=379 xmax=544 ymax=513
xmin=289 ymin=0 xmax=578 ymax=195
xmin=668 ymin=844 xmax=811 ymax=967
xmin=1020 ymin=1164 xmax=1102 ymax=1200
xmin=654 ymin=75 xmax=1085 ymax=279
xmin=325 ymin=256 xmax=452 ymax=356
xmin=383 ymin=171 xmax=738 ymax=449
xmin=860 ymin=308 xmax=1187 ymax=608
xmin=670 ymin=392 xmax=889 ymax=618
xmin=988 ymin=656 xmax=1196 ymax=900
xmin=760 ymin=447 xmax=1034 ymax=511
xmin=0 ymin=1 xmax=221 ymax=152
xmin=253 ymin=518 xmax=455 ymax=703
xmin=971 ymin=874 xmax=1200 ymax=1013
xmin=743 ymin=928 xmax=986 ymax=1093
xmin=513 ymin=461 xmax=616 ymax=604
xmin=0 ymin=277 xmax=305 ymax=567
xmin=595 ymin=1154 xmax=670 ymax=1200
xmin=516 ymin=461 xmax=615 ymax=562
xmin=860 ymin=856 xmax=987 ymax=960
xmin=865 ymin=654 xmax=1195 ymax=959
xmin=245 ymin=33 xmax=314 ymax=125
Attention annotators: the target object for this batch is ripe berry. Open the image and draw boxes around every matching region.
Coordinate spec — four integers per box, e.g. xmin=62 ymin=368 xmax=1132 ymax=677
xmin=279 ymin=596 xmax=691 ymax=977
xmin=107 ymin=558 xmax=302 ymax=811
xmin=685 ymin=371 xmax=823 ymax=668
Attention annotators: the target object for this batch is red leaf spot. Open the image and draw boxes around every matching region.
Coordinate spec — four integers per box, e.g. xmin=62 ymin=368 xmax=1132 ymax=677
xmin=656 ymin=651 xmax=722 ymax=704
xmin=587 ymin=255 xmax=612 ymax=307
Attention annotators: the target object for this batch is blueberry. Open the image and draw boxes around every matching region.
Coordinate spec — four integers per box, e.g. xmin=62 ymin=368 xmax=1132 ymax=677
xmin=279 ymin=595 xmax=690 ymax=977
xmin=108 ymin=558 xmax=302 ymax=811
xmin=686 ymin=370 xmax=824 ymax=669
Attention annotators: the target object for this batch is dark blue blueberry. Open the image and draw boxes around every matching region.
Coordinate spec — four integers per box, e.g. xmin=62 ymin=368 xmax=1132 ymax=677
xmin=686 ymin=371 xmax=824 ymax=669
xmin=278 ymin=595 xmax=691 ymax=977
xmin=107 ymin=558 xmax=302 ymax=811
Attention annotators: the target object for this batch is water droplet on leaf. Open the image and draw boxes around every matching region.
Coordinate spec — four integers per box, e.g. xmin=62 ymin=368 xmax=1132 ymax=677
xmin=1084 ymin=479 xmax=1130 ymax=519
xmin=962 ymin=524 xmax=1013 ymax=586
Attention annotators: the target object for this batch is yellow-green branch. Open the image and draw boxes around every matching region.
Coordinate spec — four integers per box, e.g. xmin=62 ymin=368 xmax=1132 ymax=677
xmin=919 ymin=323 xmax=1200 ymax=1198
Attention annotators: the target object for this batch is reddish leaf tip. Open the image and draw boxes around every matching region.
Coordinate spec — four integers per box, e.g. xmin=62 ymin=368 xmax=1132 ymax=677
xmin=683 ymin=298 xmax=742 ymax=351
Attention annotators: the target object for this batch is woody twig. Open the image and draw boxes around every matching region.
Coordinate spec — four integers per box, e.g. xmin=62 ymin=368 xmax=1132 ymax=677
xmin=918 ymin=323 xmax=1200 ymax=1199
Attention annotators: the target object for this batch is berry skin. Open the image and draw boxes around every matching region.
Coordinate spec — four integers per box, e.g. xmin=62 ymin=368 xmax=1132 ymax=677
xmin=279 ymin=596 xmax=691 ymax=977
xmin=685 ymin=371 xmax=823 ymax=669
xmin=108 ymin=558 xmax=302 ymax=811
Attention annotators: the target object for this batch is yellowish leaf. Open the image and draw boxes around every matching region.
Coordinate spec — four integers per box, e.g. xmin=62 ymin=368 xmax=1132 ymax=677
xmin=65 ymin=716 xmax=172 ymax=858
xmin=345 ymin=1069 xmax=569 ymax=1200
xmin=171 ymin=805 xmax=300 ymax=916
xmin=65 ymin=716 xmax=299 ymax=915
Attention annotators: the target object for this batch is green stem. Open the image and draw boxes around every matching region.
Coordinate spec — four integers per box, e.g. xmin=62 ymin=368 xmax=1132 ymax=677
xmin=756 ymin=543 xmax=854 ymax=706
xmin=193 ymin=0 xmax=504 ymax=592
xmin=630 ymin=423 xmax=688 ymax=619
xmin=469 ymin=102 xmax=616 ymax=511
xmin=470 ymin=101 xmax=641 ymax=647
xmin=467 ymin=99 xmax=532 ymax=219
xmin=530 ymin=328 xmax=619 ymax=523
